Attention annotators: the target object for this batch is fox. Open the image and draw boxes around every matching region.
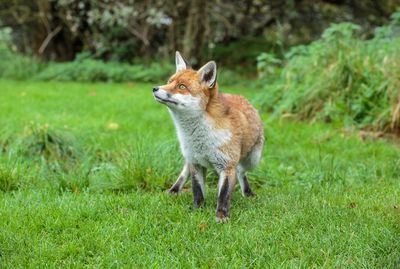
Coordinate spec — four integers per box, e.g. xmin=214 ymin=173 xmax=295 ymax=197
xmin=152 ymin=51 xmax=264 ymax=222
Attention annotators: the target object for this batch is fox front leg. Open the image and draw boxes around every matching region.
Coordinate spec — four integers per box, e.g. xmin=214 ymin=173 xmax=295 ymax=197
xmin=216 ymin=168 xmax=237 ymax=222
xmin=189 ymin=164 xmax=206 ymax=207
xmin=168 ymin=161 xmax=189 ymax=195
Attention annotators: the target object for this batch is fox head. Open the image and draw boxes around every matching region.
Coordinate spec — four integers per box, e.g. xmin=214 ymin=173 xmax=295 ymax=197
xmin=153 ymin=51 xmax=217 ymax=111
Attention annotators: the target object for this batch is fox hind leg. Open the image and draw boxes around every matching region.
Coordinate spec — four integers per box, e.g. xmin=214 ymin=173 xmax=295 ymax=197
xmin=237 ymin=143 xmax=263 ymax=197
xmin=216 ymin=168 xmax=237 ymax=222
xmin=237 ymin=165 xmax=257 ymax=198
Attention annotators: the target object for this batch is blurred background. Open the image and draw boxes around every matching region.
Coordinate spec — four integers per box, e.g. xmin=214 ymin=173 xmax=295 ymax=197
xmin=0 ymin=0 xmax=399 ymax=66
xmin=0 ymin=0 xmax=400 ymax=134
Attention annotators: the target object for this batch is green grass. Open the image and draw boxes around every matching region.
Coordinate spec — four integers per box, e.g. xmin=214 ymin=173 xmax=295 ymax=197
xmin=0 ymin=80 xmax=399 ymax=267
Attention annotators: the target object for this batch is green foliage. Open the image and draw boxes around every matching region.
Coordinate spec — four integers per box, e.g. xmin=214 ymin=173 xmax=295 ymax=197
xmin=211 ymin=38 xmax=278 ymax=70
xmin=35 ymin=58 xmax=175 ymax=83
xmin=0 ymin=44 xmax=243 ymax=84
xmin=258 ymin=13 xmax=400 ymax=134
xmin=0 ymin=42 xmax=176 ymax=83
xmin=256 ymin=52 xmax=281 ymax=80
xmin=0 ymin=28 xmax=46 ymax=80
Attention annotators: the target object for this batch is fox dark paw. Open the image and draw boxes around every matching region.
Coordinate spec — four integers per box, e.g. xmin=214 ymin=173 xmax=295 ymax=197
xmin=193 ymin=197 xmax=204 ymax=208
xmin=216 ymin=211 xmax=229 ymax=223
xmin=168 ymin=186 xmax=180 ymax=196
xmin=245 ymin=191 xmax=257 ymax=198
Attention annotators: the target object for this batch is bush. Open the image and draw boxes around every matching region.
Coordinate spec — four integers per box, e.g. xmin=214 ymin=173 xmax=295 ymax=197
xmin=0 ymin=29 xmax=176 ymax=84
xmin=0 ymin=28 xmax=46 ymax=80
xmin=258 ymin=9 xmax=400 ymax=135
xmin=0 ymin=27 xmax=245 ymax=85
xmin=34 ymin=57 xmax=176 ymax=83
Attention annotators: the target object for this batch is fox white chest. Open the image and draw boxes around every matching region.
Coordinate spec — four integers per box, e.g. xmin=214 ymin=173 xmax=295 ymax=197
xmin=168 ymin=109 xmax=231 ymax=171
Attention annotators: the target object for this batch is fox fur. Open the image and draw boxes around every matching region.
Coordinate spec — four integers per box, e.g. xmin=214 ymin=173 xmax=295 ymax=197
xmin=153 ymin=51 xmax=264 ymax=222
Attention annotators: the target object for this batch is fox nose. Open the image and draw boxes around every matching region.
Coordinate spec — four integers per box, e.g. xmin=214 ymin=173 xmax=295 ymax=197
xmin=153 ymin=86 xmax=159 ymax=92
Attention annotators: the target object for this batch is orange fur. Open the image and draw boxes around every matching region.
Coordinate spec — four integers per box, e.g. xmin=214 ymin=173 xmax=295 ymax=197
xmin=162 ymin=70 xmax=264 ymax=167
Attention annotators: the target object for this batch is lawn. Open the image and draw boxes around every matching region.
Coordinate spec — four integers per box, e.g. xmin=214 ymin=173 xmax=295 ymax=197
xmin=0 ymin=80 xmax=399 ymax=267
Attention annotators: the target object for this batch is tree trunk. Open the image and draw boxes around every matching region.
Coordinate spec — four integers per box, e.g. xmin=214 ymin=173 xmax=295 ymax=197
xmin=182 ymin=0 xmax=209 ymax=67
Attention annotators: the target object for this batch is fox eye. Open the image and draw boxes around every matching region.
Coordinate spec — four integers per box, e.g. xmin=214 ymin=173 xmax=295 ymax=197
xmin=178 ymin=84 xmax=187 ymax=90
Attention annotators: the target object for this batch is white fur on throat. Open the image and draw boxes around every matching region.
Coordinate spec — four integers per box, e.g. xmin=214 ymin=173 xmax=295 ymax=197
xmin=168 ymin=108 xmax=232 ymax=172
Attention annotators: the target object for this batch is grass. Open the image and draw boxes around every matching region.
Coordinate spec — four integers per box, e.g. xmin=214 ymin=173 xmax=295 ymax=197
xmin=0 ymin=80 xmax=399 ymax=267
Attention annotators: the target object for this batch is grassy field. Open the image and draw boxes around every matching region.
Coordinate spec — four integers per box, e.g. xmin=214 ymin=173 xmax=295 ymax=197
xmin=0 ymin=80 xmax=400 ymax=267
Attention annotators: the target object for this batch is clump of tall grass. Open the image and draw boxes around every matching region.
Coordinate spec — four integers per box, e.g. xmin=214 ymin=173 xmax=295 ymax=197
xmin=0 ymin=133 xmax=11 ymax=153
xmin=90 ymin=140 xmax=182 ymax=192
xmin=0 ymin=157 xmax=30 ymax=192
xmin=42 ymin=158 xmax=94 ymax=193
xmin=0 ymin=166 xmax=20 ymax=192
xmin=259 ymin=9 xmax=400 ymax=135
xmin=15 ymin=123 xmax=81 ymax=164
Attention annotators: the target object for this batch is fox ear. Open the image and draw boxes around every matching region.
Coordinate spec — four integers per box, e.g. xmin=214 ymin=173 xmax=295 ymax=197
xmin=198 ymin=61 xmax=217 ymax=88
xmin=175 ymin=51 xmax=191 ymax=73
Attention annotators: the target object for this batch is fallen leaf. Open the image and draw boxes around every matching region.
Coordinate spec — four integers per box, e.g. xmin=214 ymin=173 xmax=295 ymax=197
xmin=199 ymin=223 xmax=210 ymax=230
xmin=208 ymin=261 xmax=216 ymax=267
xmin=181 ymin=188 xmax=190 ymax=192
xmin=107 ymin=122 xmax=119 ymax=130
xmin=71 ymin=184 xmax=80 ymax=195
xmin=88 ymin=91 xmax=96 ymax=96
xmin=146 ymin=168 xmax=151 ymax=174
xmin=349 ymin=202 xmax=356 ymax=208
xmin=394 ymin=205 xmax=399 ymax=209
xmin=347 ymin=257 xmax=353 ymax=264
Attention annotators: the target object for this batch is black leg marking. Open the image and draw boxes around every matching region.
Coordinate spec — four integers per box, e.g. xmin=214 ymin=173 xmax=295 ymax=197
xmin=192 ymin=174 xmax=204 ymax=207
xmin=216 ymin=177 xmax=230 ymax=222
xmin=168 ymin=176 xmax=183 ymax=195
xmin=242 ymin=175 xmax=257 ymax=197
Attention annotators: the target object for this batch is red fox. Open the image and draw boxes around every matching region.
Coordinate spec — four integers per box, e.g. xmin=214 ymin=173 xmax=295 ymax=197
xmin=153 ymin=52 xmax=264 ymax=222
